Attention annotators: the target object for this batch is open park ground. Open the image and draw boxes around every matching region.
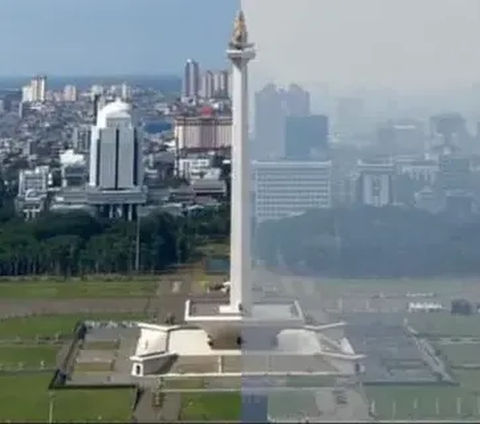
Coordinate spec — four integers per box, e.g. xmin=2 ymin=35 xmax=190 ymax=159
xmin=2 ymin=268 xmax=480 ymax=421
xmin=0 ymin=374 xmax=134 ymax=422
xmin=0 ymin=269 xmax=206 ymax=422
xmin=180 ymin=392 xmax=241 ymax=421
xmin=364 ymin=312 xmax=480 ymax=420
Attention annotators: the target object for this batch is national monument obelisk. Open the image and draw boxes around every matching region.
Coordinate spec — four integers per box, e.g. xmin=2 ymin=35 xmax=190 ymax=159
xmin=184 ymin=11 xmax=304 ymax=349
xmin=221 ymin=10 xmax=256 ymax=315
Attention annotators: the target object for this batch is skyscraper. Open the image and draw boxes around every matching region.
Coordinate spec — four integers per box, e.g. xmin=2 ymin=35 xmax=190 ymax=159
xmin=283 ymin=83 xmax=310 ymax=117
xmin=22 ymin=75 xmax=47 ymax=103
xmin=30 ymin=75 xmax=47 ymax=103
xmin=254 ymin=83 xmax=286 ymax=159
xmin=285 ymin=114 xmax=329 ymax=160
xmin=88 ymin=99 xmax=145 ymax=220
xmin=182 ymin=59 xmax=201 ymax=100
xmin=213 ymin=69 xmax=231 ymax=98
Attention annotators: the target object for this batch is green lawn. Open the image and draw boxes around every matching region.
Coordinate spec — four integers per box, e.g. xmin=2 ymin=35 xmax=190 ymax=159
xmin=407 ymin=314 xmax=480 ymax=337
xmin=366 ymin=386 xmax=480 ymax=420
xmin=0 ymin=345 xmax=59 ymax=367
xmin=180 ymin=392 xmax=241 ymax=421
xmin=164 ymin=378 xmax=206 ymax=389
xmin=0 ymin=313 xmax=147 ymax=339
xmin=438 ymin=344 xmax=480 ymax=367
xmin=0 ymin=280 xmax=156 ymax=298
xmin=316 ymin=277 xmax=479 ymax=295
xmin=0 ymin=374 xmax=133 ymax=421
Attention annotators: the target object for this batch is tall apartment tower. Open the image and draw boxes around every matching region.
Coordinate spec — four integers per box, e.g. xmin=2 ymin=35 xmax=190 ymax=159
xmin=182 ymin=59 xmax=201 ymax=100
xmin=201 ymin=70 xmax=215 ymax=99
xmin=31 ymin=75 xmax=47 ymax=102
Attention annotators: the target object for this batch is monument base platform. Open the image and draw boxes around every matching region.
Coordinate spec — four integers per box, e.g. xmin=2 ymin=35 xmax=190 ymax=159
xmin=184 ymin=298 xmax=305 ymax=350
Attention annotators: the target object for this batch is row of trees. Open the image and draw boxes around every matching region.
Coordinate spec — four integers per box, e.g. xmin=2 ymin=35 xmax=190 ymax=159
xmin=255 ymin=206 xmax=480 ymax=278
xmin=0 ymin=205 xmax=230 ymax=276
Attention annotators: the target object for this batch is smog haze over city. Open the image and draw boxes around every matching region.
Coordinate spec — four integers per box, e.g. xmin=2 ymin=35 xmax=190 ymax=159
xmin=2 ymin=0 xmax=480 ymax=422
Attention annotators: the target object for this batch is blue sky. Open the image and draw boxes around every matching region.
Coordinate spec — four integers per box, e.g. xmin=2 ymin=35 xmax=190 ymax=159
xmin=0 ymin=0 xmax=238 ymax=76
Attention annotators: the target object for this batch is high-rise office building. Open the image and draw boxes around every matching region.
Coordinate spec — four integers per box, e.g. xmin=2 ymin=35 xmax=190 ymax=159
xmin=88 ymin=99 xmax=145 ymax=220
xmin=285 ymin=114 xmax=329 ymax=160
xmin=89 ymin=99 xmax=142 ymax=190
xmin=182 ymin=59 xmax=201 ymax=100
xmin=254 ymin=83 xmax=286 ymax=160
xmin=283 ymin=83 xmax=310 ymax=117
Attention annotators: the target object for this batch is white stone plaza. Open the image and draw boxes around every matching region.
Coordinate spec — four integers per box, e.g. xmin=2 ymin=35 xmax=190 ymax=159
xmin=130 ymin=11 xmax=363 ymax=380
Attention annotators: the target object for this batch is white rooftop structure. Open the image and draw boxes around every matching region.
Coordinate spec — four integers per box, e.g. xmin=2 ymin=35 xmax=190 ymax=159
xmin=60 ymin=149 xmax=85 ymax=166
xmin=96 ymin=98 xmax=131 ymax=128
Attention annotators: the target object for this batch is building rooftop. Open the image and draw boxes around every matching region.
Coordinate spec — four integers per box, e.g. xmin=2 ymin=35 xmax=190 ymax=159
xmin=97 ymin=98 xmax=131 ymax=127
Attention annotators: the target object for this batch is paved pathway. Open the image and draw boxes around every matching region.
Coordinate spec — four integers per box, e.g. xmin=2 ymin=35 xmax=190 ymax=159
xmin=133 ymin=388 xmax=160 ymax=423
xmin=158 ymin=393 xmax=181 ymax=422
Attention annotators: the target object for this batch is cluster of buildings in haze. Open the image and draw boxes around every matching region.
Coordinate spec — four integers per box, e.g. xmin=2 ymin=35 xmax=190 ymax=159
xmin=0 ymin=54 xmax=477 ymax=226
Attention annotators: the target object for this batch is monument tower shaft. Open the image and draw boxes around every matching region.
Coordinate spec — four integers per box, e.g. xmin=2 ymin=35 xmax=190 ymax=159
xmin=227 ymin=11 xmax=256 ymax=314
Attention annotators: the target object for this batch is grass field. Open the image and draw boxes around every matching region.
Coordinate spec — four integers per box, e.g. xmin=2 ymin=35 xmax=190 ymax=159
xmin=0 ymin=374 xmax=133 ymax=421
xmin=0 ymin=312 xmax=147 ymax=339
xmin=164 ymin=378 xmax=206 ymax=389
xmin=0 ymin=279 xmax=157 ymax=298
xmin=407 ymin=314 xmax=480 ymax=337
xmin=0 ymin=345 xmax=59 ymax=367
xmin=316 ymin=277 xmax=480 ymax=295
xmin=366 ymin=385 xmax=480 ymax=420
xmin=437 ymin=344 xmax=480 ymax=367
xmin=180 ymin=392 xmax=241 ymax=421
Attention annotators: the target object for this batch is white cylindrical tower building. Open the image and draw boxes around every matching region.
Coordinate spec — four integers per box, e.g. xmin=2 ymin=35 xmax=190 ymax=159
xmin=221 ymin=11 xmax=256 ymax=315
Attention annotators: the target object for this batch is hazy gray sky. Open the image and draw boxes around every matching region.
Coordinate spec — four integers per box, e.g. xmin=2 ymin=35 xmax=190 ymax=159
xmin=243 ymin=0 xmax=480 ymax=92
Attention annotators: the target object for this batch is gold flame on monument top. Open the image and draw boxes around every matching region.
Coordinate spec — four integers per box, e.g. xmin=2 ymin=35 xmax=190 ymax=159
xmin=229 ymin=10 xmax=249 ymax=50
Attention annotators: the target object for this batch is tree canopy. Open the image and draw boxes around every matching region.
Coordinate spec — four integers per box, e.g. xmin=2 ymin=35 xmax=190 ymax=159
xmin=255 ymin=206 xmax=480 ymax=278
xmin=0 ymin=204 xmax=230 ymax=277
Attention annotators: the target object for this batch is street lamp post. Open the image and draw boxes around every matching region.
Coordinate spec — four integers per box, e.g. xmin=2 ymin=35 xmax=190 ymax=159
xmin=48 ymin=392 xmax=54 ymax=424
xmin=135 ymin=208 xmax=141 ymax=273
